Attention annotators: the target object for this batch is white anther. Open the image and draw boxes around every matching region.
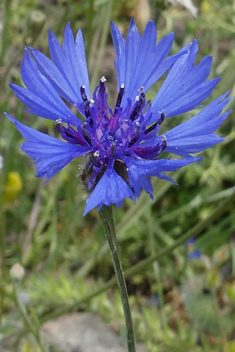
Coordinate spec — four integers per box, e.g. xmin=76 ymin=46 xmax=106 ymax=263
xmin=100 ymin=76 xmax=106 ymax=83
xmin=56 ymin=118 xmax=62 ymax=124
xmin=120 ymin=83 xmax=125 ymax=88
xmin=90 ymin=99 xmax=95 ymax=104
xmin=135 ymin=96 xmax=140 ymax=101
xmin=93 ymin=151 xmax=99 ymax=157
xmin=136 ymin=122 xmax=140 ymax=126
xmin=126 ymin=168 xmax=129 ymax=171
xmin=82 ymin=85 xmax=85 ymax=88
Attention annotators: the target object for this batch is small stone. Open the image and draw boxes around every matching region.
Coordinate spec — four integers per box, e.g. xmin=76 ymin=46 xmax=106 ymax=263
xmin=42 ymin=313 xmax=146 ymax=352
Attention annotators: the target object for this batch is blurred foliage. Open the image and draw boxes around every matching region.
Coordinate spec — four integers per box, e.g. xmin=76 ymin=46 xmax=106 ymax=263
xmin=0 ymin=0 xmax=235 ymax=351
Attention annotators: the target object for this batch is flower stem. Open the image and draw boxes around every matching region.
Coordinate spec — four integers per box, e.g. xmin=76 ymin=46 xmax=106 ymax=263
xmin=99 ymin=205 xmax=136 ymax=352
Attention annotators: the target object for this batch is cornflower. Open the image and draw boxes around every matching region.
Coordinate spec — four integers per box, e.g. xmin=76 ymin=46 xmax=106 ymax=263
xmin=6 ymin=19 xmax=231 ymax=352
xmin=185 ymin=238 xmax=201 ymax=260
xmin=5 ymin=19 xmax=231 ymax=216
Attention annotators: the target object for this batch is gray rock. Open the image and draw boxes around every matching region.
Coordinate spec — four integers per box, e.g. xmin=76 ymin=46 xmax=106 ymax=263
xmin=42 ymin=313 xmax=146 ymax=352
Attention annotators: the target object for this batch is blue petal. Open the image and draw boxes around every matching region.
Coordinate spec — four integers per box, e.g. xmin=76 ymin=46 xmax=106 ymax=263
xmin=165 ymin=92 xmax=231 ymax=138
xmin=130 ymin=31 xmax=188 ymax=96
xmin=151 ymin=40 xmax=218 ymax=119
xmin=28 ymin=24 xmax=89 ymax=115
xmin=128 ymin=166 xmax=154 ymax=199
xmin=165 ymin=134 xmax=225 ymax=157
xmin=62 ymin=23 xmax=90 ymax=100
xmin=128 ymin=20 xmax=156 ymax=97
xmin=75 ymin=29 xmax=91 ymax=93
xmin=30 ymin=47 xmax=80 ymax=107
xmin=149 ymin=157 xmax=202 ymax=170
xmin=144 ymin=46 xmax=184 ymax=91
xmin=48 ymin=25 xmax=90 ymax=102
xmin=83 ymin=168 xmax=135 ymax=215
xmin=164 ymin=78 xmax=220 ymax=116
xmin=12 ymin=50 xmax=81 ymax=125
xmin=164 ymin=92 xmax=231 ymax=156
xmin=111 ymin=21 xmax=126 ymax=89
xmin=6 ymin=113 xmax=91 ymax=181
xmin=124 ymin=156 xmax=202 ymax=193
xmin=124 ymin=18 xmax=140 ymax=97
xmin=187 ymin=250 xmax=201 ymax=260
xmin=139 ymin=33 xmax=174 ymax=91
xmin=183 ymin=55 xmax=213 ymax=86
xmin=111 ymin=19 xmax=186 ymax=105
xmin=152 ymin=40 xmax=198 ymax=105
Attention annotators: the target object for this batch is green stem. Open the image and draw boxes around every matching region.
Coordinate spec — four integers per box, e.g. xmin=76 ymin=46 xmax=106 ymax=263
xmin=99 ymin=205 xmax=136 ymax=352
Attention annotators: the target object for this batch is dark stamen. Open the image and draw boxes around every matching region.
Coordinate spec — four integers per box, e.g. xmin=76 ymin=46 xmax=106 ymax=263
xmin=63 ymin=129 xmax=76 ymax=140
xmin=146 ymin=99 xmax=151 ymax=108
xmin=144 ymin=122 xmax=157 ymax=135
xmin=89 ymin=117 xmax=94 ymax=128
xmin=80 ymin=85 xmax=88 ymax=102
xmin=128 ymin=122 xmax=141 ymax=147
xmin=82 ymin=122 xmax=91 ymax=145
xmin=115 ymin=84 xmax=125 ymax=110
xmin=55 ymin=118 xmax=62 ymax=133
xmin=144 ymin=112 xmax=166 ymax=135
xmin=130 ymin=89 xmax=146 ymax=121
xmin=158 ymin=112 xmax=166 ymax=125
xmin=84 ymin=100 xmax=91 ymax=118
xmin=161 ymin=135 xmax=167 ymax=151
xmin=110 ymin=142 xmax=116 ymax=158
xmin=61 ymin=128 xmax=81 ymax=144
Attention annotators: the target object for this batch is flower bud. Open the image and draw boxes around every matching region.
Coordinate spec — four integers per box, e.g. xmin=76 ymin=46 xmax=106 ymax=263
xmin=10 ymin=263 xmax=25 ymax=281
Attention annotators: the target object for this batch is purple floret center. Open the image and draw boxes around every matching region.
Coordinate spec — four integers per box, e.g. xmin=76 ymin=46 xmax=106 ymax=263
xmin=56 ymin=77 xmax=167 ymax=188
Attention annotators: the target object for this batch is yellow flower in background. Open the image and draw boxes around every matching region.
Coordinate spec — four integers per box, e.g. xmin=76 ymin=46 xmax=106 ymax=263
xmin=3 ymin=171 xmax=23 ymax=204
xmin=225 ymin=341 xmax=235 ymax=352
xmin=201 ymin=1 xmax=211 ymax=13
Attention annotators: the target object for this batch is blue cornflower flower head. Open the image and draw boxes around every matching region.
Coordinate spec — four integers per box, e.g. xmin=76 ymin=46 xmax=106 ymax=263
xmin=185 ymin=238 xmax=201 ymax=260
xmin=5 ymin=20 xmax=231 ymax=215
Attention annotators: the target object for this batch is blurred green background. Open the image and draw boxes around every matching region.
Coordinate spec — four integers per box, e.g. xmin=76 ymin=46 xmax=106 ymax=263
xmin=0 ymin=0 xmax=235 ymax=351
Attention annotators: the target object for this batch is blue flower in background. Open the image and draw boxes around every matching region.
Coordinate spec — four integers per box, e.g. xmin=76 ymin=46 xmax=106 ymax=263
xmin=185 ymin=238 xmax=201 ymax=260
xmin=6 ymin=19 xmax=231 ymax=215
